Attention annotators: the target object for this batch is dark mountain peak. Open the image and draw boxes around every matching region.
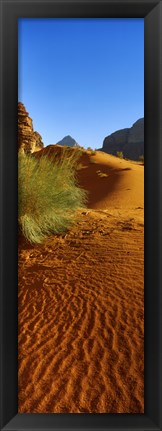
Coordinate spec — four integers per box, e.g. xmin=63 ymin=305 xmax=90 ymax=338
xmin=56 ymin=135 xmax=80 ymax=148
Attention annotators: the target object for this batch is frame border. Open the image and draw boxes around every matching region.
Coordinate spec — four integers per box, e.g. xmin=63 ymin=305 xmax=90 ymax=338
xmin=0 ymin=1 xmax=162 ymax=430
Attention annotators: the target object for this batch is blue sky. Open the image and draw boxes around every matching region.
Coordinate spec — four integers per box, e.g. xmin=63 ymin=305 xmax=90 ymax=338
xmin=18 ymin=18 xmax=144 ymax=149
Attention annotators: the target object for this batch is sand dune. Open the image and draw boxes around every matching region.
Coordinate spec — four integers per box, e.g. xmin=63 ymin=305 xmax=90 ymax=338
xmin=34 ymin=145 xmax=144 ymax=211
xmin=18 ymin=147 xmax=144 ymax=413
xmin=77 ymin=150 xmax=144 ymax=211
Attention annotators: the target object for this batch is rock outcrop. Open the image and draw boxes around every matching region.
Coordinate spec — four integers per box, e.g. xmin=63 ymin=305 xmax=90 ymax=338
xmin=18 ymin=102 xmax=44 ymax=153
xmin=100 ymin=118 xmax=144 ymax=161
xmin=56 ymin=135 xmax=80 ymax=148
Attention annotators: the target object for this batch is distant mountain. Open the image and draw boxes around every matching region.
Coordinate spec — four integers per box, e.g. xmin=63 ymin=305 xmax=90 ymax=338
xmin=98 ymin=118 xmax=144 ymax=161
xmin=56 ymin=135 xmax=80 ymax=148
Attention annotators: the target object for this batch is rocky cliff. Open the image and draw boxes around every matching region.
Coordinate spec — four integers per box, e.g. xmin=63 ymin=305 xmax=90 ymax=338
xmin=100 ymin=118 xmax=144 ymax=161
xmin=18 ymin=102 xmax=44 ymax=153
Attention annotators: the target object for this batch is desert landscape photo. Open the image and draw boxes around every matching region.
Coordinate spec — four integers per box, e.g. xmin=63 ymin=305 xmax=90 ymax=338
xmin=18 ymin=18 xmax=144 ymax=413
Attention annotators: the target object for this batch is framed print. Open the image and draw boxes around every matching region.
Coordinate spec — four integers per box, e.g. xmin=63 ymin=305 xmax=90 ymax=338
xmin=17 ymin=15 xmax=145 ymax=416
xmin=0 ymin=0 xmax=162 ymax=430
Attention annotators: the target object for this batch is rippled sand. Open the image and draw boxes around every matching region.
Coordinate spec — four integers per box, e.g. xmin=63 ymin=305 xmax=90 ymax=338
xmin=18 ymin=149 xmax=144 ymax=413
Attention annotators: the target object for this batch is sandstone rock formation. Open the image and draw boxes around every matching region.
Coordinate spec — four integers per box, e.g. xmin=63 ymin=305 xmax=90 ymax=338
xmin=99 ymin=118 xmax=144 ymax=161
xmin=56 ymin=135 xmax=80 ymax=148
xmin=18 ymin=102 xmax=44 ymax=153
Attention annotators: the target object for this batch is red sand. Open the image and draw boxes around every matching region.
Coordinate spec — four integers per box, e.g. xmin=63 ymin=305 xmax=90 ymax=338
xmin=18 ymin=147 xmax=144 ymax=413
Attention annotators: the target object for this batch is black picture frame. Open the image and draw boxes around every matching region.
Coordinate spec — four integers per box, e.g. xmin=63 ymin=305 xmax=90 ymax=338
xmin=0 ymin=0 xmax=162 ymax=430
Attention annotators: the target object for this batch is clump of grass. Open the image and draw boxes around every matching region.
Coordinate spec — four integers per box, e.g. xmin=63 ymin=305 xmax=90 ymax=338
xmin=18 ymin=150 xmax=87 ymax=243
xmin=89 ymin=158 xmax=97 ymax=164
xmin=87 ymin=147 xmax=95 ymax=154
xmin=98 ymin=173 xmax=108 ymax=178
xmin=116 ymin=151 xmax=124 ymax=159
xmin=139 ymin=155 xmax=144 ymax=164
xmin=76 ymin=163 xmax=87 ymax=170
xmin=87 ymin=147 xmax=96 ymax=155
xmin=77 ymin=149 xmax=84 ymax=157
xmin=96 ymin=170 xmax=108 ymax=178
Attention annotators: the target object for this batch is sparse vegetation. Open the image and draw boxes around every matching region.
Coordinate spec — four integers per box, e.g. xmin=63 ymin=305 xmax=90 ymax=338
xmin=77 ymin=149 xmax=84 ymax=157
xmin=116 ymin=151 xmax=124 ymax=159
xmin=96 ymin=170 xmax=108 ymax=178
xmin=76 ymin=163 xmax=87 ymax=170
xmin=139 ymin=155 xmax=144 ymax=164
xmin=87 ymin=147 xmax=96 ymax=155
xmin=18 ymin=150 xmax=87 ymax=243
xmin=98 ymin=173 xmax=108 ymax=178
xmin=89 ymin=158 xmax=97 ymax=164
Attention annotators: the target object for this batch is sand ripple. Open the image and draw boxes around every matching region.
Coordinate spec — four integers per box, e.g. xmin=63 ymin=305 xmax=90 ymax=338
xmin=18 ymin=210 xmax=144 ymax=413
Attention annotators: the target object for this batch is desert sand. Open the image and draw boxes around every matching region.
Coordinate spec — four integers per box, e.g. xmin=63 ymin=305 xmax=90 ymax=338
xmin=18 ymin=148 xmax=144 ymax=413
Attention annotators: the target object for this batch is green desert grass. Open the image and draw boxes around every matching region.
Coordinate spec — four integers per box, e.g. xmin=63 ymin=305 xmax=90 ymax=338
xmin=116 ymin=151 xmax=124 ymax=159
xmin=18 ymin=150 xmax=87 ymax=243
xmin=76 ymin=163 xmax=88 ymax=170
xmin=87 ymin=147 xmax=96 ymax=156
xmin=89 ymin=157 xmax=97 ymax=164
xmin=139 ymin=155 xmax=144 ymax=164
